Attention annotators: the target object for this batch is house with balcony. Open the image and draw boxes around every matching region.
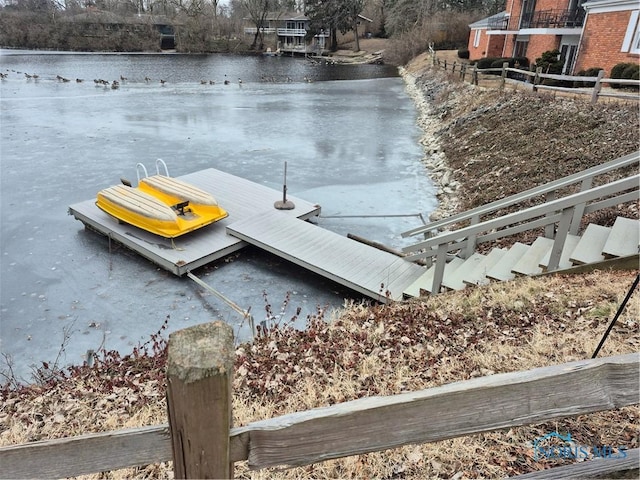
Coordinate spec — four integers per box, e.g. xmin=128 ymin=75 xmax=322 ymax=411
xmin=469 ymin=0 xmax=639 ymax=74
xmin=244 ymin=12 xmax=329 ymax=55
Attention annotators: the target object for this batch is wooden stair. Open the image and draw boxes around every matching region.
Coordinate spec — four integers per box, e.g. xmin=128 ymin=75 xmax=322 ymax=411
xmin=403 ymin=217 xmax=639 ymax=296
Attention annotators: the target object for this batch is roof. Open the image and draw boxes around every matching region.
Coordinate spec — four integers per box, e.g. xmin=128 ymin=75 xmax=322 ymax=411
xmin=259 ymin=11 xmax=373 ymax=22
xmin=469 ymin=11 xmax=507 ymax=29
xmin=581 ymin=0 xmax=639 ymax=10
xmin=263 ymin=12 xmax=309 ymax=21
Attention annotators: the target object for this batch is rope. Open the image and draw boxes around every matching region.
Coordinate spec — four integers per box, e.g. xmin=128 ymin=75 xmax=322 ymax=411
xmin=186 ymin=272 xmax=255 ymax=336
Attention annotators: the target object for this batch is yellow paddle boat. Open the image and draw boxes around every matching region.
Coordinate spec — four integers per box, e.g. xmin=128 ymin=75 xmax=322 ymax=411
xmin=96 ymin=160 xmax=228 ymax=238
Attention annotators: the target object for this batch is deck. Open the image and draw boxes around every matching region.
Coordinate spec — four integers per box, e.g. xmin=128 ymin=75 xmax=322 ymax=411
xmin=69 ymin=168 xmax=427 ymax=302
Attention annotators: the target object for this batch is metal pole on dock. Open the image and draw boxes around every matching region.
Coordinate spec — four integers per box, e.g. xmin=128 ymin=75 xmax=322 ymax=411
xmin=274 ymin=161 xmax=295 ymax=210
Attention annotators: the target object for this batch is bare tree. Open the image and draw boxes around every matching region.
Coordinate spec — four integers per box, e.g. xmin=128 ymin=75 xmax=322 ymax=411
xmin=242 ymin=0 xmax=275 ymax=50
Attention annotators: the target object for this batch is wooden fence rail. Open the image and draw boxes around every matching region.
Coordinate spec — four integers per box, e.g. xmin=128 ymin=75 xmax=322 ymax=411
xmin=0 ymin=321 xmax=637 ymax=479
xmin=432 ymin=56 xmax=640 ymax=104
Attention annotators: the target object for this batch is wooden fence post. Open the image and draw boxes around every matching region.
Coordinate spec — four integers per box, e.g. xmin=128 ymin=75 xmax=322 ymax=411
xmin=533 ymin=66 xmax=542 ymax=92
xmin=166 ymin=321 xmax=235 ymax=479
xmin=500 ymin=61 xmax=509 ymax=90
xmin=591 ymin=69 xmax=605 ymax=105
xmin=460 ymin=63 xmax=466 ymax=81
xmin=444 ymin=59 xmax=447 ymax=71
xmin=472 ymin=65 xmax=478 ymax=85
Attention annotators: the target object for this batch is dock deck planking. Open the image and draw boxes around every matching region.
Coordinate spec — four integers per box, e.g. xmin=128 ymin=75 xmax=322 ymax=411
xmin=226 ymin=210 xmax=426 ymax=303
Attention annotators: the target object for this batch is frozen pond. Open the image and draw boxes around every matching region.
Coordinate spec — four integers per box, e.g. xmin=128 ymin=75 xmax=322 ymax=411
xmin=0 ymin=51 xmax=437 ymax=381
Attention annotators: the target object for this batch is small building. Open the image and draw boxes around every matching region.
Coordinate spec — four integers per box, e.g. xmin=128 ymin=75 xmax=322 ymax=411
xmin=573 ymin=0 xmax=640 ymax=74
xmin=243 ymin=12 xmax=373 ymax=55
xmin=467 ymin=11 xmax=507 ymax=61
xmin=243 ymin=12 xmax=329 ymax=55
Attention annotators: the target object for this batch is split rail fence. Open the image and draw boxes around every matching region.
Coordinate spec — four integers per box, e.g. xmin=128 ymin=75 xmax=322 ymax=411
xmin=1 ymin=321 xmax=638 ymax=479
xmin=432 ymin=55 xmax=640 ymax=104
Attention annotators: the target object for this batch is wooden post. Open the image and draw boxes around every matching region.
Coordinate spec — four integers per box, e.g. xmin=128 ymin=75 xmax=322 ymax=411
xmin=500 ymin=61 xmax=509 ymax=90
xmin=464 ymin=214 xmax=480 ymax=258
xmin=590 ymin=69 xmax=605 ymax=105
xmin=444 ymin=59 xmax=447 ymax=71
xmin=472 ymin=65 xmax=478 ymax=85
xmin=460 ymin=63 xmax=466 ymax=81
xmin=167 ymin=321 xmax=235 ymax=479
xmin=533 ymin=66 xmax=542 ymax=92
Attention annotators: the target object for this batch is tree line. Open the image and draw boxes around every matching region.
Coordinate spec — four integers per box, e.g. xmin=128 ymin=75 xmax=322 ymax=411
xmin=0 ymin=0 xmax=502 ymax=59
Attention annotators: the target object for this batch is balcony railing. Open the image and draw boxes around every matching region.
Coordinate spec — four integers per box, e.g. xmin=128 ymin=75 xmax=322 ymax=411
xmin=277 ymin=28 xmax=306 ymax=36
xmin=244 ymin=27 xmax=330 ymax=37
xmin=489 ymin=8 xmax=584 ymax=30
xmin=522 ymin=8 xmax=585 ymax=28
xmin=488 ymin=16 xmax=509 ymax=30
xmin=244 ymin=27 xmax=276 ymax=35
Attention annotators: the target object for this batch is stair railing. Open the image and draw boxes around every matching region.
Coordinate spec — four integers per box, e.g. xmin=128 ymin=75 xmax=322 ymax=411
xmin=402 ymin=174 xmax=640 ymax=294
xmin=402 ymin=151 xmax=639 ymax=245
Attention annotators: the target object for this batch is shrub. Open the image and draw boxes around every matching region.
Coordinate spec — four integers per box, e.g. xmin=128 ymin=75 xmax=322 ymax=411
xmin=483 ymin=57 xmax=530 ymax=78
xmin=475 ymin=57 xmax=500 ymax=69
xmin=621 ymin=64 xmax=639 ymax=79
xmin=610 ymin=62 xmax=639 ymax=89
xmin=534 ymin=49 xmax=563 ymax=75
xmin=611 ymin=62 xmax=634 ymax=79
xmin=574 ymin=67 xmax=603 ymax=87
xmin=512 ymin=56 xmax=530 ymax=69
xmin=457 ymin=48 xmax=469 ymax=59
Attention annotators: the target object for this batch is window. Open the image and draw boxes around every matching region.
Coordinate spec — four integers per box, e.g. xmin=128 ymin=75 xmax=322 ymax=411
xmin=473 ymin=29 xmax=481 ymax=48
xmin=520 ymin=0 xmax=537 ymax=28
xmin=514 ymin=39 xmax=529 ymax=58
xmin=621 ymin=10 xmax=640 ymax=54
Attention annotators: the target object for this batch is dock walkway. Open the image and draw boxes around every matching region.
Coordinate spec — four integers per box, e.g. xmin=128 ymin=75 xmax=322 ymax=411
xmin=227 ymin=210 xmax=426 ymax=302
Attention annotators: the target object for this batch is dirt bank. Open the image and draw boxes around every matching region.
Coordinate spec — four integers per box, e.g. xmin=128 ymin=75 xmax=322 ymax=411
xmin=401 ymin=52 xmax=639 ymax=230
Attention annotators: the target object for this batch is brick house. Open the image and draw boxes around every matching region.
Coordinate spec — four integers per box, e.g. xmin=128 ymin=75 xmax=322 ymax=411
xmin=467 ymin=11 xmax=507 ymax=60
xmin=469 ymin=0 xmax=639 ymax=74
xmin=573 ymin=0 xmax=640 ymax=74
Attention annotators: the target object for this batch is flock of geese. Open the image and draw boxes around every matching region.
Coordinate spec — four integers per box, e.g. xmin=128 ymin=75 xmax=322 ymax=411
xmin=1 ymin=70 xmax=316 ymax=87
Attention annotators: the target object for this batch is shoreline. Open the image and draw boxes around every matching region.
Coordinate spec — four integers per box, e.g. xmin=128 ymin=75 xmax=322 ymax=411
xmin=399 ymin=64 xmax=462 ymax=223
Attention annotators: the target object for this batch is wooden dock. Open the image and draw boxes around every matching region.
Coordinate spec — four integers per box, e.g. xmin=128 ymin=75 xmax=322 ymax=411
xmin=69 ymin=168 xmax=427 ymax=302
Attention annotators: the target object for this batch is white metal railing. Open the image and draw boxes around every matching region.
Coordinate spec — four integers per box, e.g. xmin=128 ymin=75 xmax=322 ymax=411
xmin=402 ymin=168 xmax=639 ymax=294
xmin=277 ymin=28 xmax=306 ymax=36
xmin=403 ymin=151 xmax=640 ymax=242
xmin=244 ymin=27 xmax=277 ymax=35
xmin=244 ymin=27 xmax=329 ymax=38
